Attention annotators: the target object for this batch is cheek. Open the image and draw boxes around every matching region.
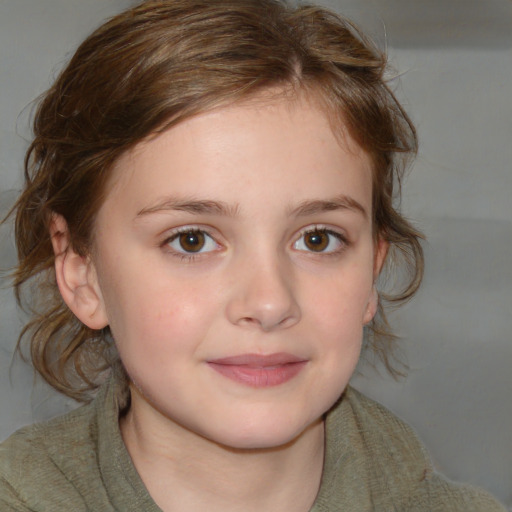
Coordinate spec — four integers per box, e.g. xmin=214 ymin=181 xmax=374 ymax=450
xmin=101 ymin=272 xmax=218 ymax=355
xmin=306 ymin=262 xmax=374 ymax=366
xmin=311 ymin=262 xmax=374 ymax=323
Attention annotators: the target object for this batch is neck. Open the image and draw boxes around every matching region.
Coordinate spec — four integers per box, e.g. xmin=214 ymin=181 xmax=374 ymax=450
xmin=120 ymin=386 xmax=325 ymax=512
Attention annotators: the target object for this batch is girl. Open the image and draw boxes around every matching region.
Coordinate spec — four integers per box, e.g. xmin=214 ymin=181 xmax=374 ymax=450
xmin=0 ymin=1 xmax=506 ymax=510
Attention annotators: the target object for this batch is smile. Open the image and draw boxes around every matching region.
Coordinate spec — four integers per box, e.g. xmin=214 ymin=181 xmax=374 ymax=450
xmin=207 ymin=353 xmax=308 ymax=388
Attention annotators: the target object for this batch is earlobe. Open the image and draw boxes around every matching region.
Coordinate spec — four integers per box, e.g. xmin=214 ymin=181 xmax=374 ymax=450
xmin=50 ymin=214 xmax=108 ymax=330
xmin=363 ymin=237 xmax=388 ymax=325
xmin=363 ymin=287 xmax=379 ymax=324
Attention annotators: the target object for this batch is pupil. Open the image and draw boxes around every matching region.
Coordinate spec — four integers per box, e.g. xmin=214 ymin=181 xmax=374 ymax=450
xmin=306 ymin=231 xmax=328 ymax=251
xmin=179 ymin=231 xmax=205 ymax=252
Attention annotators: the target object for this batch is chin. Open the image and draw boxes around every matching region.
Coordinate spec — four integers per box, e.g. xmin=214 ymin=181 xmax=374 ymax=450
xmin=206 ymin=415 xmax=323 ymax=451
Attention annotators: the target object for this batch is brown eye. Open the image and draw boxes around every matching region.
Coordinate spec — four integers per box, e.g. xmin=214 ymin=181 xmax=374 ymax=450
xmin=304 ymin=230 xmax=329 ymax=252
xmin=166 ymin=229 xmax=217 ymax=255
xmin=293 ymin=228 xmax=345 ymax=254
xmin=178 ymin=231 xmax=205 ymax=252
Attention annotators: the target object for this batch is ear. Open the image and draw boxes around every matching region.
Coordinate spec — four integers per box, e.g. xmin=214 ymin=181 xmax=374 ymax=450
xmin=50 ymin=214 xmax=109 ymax=330
xmin=363 ymin=237 xmax=389 ymax=324
xmin=373 ymin=236 xmax=389 ymax=278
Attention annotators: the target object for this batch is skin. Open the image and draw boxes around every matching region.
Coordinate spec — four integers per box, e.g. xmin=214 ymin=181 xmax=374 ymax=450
xmin=52 ymin=94 xmax=387 ymax=512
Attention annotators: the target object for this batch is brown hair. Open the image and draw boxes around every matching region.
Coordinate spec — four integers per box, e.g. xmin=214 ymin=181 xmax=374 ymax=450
xmin=10 ymin=0 xmax=423 ymax=401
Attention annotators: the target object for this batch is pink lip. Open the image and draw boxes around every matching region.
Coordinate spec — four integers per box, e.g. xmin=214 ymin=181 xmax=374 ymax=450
xmin=207 ymin=353 xmax=307 ymax=388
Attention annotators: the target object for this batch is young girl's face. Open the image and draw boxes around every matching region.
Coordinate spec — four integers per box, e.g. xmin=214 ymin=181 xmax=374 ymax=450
xmin=86 ymin=94 xmax=385 ymax=449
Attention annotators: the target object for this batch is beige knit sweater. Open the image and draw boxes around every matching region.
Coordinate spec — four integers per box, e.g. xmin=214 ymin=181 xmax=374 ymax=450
xmin=0 ymin=376 xmax=506 ymax=511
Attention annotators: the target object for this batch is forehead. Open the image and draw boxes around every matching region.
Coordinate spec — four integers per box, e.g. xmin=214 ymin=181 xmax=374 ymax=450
xmin=100 ymin=94 xmax=373 ymax=220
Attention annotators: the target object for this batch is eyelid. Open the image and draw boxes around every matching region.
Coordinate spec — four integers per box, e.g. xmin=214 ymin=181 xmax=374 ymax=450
xmin=161 ymin=225 xmax=223 ymax=258
xmin=292 ymin=225 xmax=349 ymax=254
xmin=159 ymin=224 xmax=349 ymax=260
xmin=162 ymin=224 xmax=218 ymax=240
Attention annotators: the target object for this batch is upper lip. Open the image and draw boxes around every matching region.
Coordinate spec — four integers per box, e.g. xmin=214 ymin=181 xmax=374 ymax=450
xmin=207 ymin=353 xmax=307 ymax=367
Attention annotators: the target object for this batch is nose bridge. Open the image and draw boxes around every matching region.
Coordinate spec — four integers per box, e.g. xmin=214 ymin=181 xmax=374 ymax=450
xmin=225 ymin=243 xmax=301 ymax=331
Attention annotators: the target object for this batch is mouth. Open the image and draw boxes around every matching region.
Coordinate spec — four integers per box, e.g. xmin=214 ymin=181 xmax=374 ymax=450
xmin=207 ymin=353 xmax=308 ymax=388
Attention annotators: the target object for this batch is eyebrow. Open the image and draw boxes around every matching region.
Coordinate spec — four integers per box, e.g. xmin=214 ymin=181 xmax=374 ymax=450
xmin=136 ymin=197 xmax=240 ymax=218
xmin=135 ymin=194 xmax=367 ymax=220
xmin=289 ymin=195 xmax=368 ymax=219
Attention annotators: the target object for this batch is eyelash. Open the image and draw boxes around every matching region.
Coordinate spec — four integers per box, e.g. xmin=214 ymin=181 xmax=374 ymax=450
xmin=293 ymin=226 xmax=349 ymax=256
xmin=161 ymin=227 xmax=219 ymax=262
xmin=161 ymin=225 xmax=349 ymax=262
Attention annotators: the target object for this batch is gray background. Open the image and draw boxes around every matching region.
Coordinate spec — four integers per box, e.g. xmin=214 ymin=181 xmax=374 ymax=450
xmin=0 ymin=0 xmax=510 ymax=507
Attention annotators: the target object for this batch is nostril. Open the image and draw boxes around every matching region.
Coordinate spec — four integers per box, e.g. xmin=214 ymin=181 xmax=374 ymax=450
xmin=238 ymin=315 xmax=282 ymax=331
xmin=278 ymin=316 xmax=296 ymax=329
xmin=226 ymin=281 xmax=301 ymax=331
xmin=237 ymin=313 xmax=299 ymax=332
xmin=240 ymin=317 xmax=258 ymax=325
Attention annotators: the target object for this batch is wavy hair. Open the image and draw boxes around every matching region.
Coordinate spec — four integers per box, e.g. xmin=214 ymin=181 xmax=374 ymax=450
xmin=9 ymin=0 xmax=423 ymax=401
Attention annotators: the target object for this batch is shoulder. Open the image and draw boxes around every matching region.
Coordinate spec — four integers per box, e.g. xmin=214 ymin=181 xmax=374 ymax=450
xmin=0 ymin=402 xmax=97 ymax=510
xmin=339 ymin=387 xmax=507 ymax=511
xmin=341 ymin=386 xmax=432 ymax=481
xmin=343 ymin=386 xmax=430 ymax=461
xmin=402 ymin=472 xmax=508 ymax=512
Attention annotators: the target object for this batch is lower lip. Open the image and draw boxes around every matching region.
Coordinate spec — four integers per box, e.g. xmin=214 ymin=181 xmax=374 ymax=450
xmin=207 ymin=362 xmax=307 ymax=388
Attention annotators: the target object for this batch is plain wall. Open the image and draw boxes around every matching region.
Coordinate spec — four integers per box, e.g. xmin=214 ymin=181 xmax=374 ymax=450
xmin=1 ymin=0 xmax=510 ymax=507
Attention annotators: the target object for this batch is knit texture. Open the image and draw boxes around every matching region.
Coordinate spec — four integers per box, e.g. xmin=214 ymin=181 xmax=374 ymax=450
xmin=0 ymin=377 xmax=506 ymax=511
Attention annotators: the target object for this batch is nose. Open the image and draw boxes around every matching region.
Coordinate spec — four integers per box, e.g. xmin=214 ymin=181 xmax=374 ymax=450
xmin=225 ymin=254 xmax=301 ymax=332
